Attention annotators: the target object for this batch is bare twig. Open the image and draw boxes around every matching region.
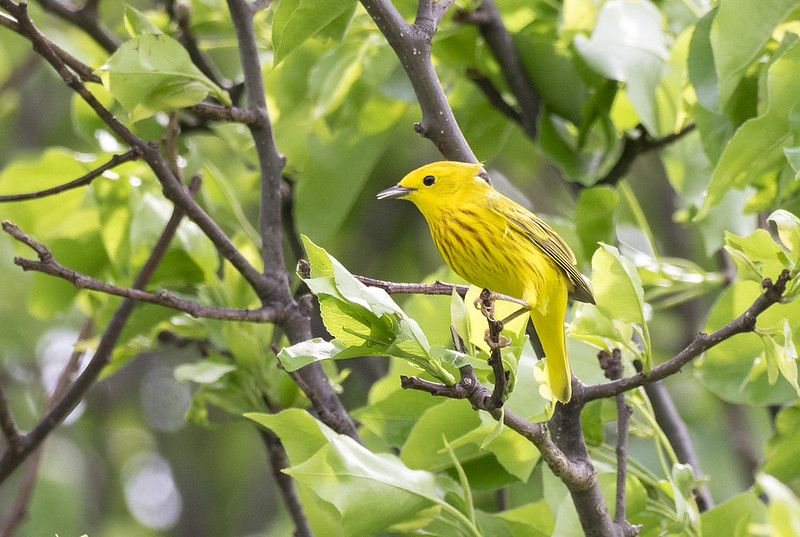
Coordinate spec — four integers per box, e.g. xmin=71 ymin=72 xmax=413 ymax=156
xmin=0 ymin=319 xmax=92 ymax=537
xmin=33 ymin=0 xmax=120 ymax=52
xmin=0 ymin=11 xmax=101 ymax=83
xmin=597 ymin=124 xmax=697 ymax=185
xmin=0 ymin=149 xmax=140 ymax=202
xmin=260 ymin=429 xmax=312 ymax=537
xmin=598 ymin=349 xmax=640 ymax=535
xmin=2 ymin=221 xmax=286 ymax=322
xmin=0 ymin=172 xmax=204 ymax=484
xmin=579 ymin=271 xmax=791 ymax=401
xmin=476 ymin=289 xmax=508 ymax=409
xmin=359 ymin=0 xmax=478 ymax=162
xmin=455 ymin=0 xmax=540 ymax=139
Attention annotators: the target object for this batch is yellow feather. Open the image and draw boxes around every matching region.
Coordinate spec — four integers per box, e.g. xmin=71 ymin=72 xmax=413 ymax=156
xmin=377 ymin=161 xmax=595 ymax=403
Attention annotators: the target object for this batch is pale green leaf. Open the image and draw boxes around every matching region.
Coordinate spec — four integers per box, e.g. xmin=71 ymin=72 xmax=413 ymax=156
xmin=697 ymin=37 xmax=800 ymax=220
xmin=98 ymin=34 xmax=230 ymax=121
xmin=709 ymin=0 xmax=797 ymax=107
xmin=272 ymin=0 xmax=358 ymax=63
xmin=174 ymin=361 xmax=237 ymax=384
xmin=573 ymin=0 xmax=668 ymax=133
xmin=768 ymin=209 xmax=800 ymax=266
xmin=124 ymin=5 xmax=163 ymax=36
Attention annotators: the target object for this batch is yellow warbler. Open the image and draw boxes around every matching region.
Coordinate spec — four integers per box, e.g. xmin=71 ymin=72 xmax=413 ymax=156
xmin=378 ymin=161 xmax=594 ymax=403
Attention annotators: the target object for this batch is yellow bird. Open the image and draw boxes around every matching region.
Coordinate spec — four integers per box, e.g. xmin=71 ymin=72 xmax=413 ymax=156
xmin=378 ymin=161 xmax=594 ymax=403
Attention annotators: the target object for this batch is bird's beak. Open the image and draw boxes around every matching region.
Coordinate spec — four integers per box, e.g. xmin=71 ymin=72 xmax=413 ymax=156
xmin=376 ymin=184 xmax=416 ymax=200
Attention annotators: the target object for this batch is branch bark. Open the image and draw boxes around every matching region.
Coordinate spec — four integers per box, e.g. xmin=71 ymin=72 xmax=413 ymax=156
xmin=0 ymin=178 xmax=199 ymax=484
xmin=360 ymin=0 xmax=478 ymax=162
xmin=579 ymin=271 xmax=791 ymax=401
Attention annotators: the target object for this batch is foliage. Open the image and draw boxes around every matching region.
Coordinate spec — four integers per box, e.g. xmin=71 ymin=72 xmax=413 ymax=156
xmin=0 ymin=0 xmax=800 ymax=536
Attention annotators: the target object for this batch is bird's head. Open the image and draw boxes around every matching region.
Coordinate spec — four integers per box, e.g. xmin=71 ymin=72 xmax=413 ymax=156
xmin=377 ymin=161 xmax=487 ymax=213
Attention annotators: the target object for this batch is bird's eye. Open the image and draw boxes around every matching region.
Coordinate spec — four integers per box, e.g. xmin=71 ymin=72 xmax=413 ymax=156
xmin=423 ymin=175 xmax=435 ymax=187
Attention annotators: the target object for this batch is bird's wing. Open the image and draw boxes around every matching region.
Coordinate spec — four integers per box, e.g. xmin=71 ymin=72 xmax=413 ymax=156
xmin=489 ymin=195 xmax=596 ymax=304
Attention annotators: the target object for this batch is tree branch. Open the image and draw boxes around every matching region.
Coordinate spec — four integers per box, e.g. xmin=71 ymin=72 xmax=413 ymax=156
xmin=2 ymin=221 xmax=288 ymax=322
xmin=579 ymin=270 xmax=792 ymax=401
xmin=455 ymin=0 xmax=540 ymax=139
xmin=0 ymin=173 xmax=198 ymax=484
xmin=0 ymin=11 xmax=100 ymax=83
xmin=33 ymin=0 xmax=120 ymax=52
xmin=226 ymin=0 xmax=361 ymax=446
xmin=596 ymin=124 xmax=697 ymax=185
xmin=1 ymin=0 xmax=273 ymax=300
xmin=360 ymin=0 xmax=478 ymax=162
xmin=0 ymin=149 xmax=140 ymax=202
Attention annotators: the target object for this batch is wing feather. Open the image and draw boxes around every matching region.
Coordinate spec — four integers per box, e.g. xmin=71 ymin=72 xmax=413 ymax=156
xmin=488 ymin=195 xmax=595 ymax=304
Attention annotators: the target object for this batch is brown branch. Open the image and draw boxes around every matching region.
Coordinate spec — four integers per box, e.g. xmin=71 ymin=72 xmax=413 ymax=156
xmin=579 ymin=270 xmax=792 ymax=401
xmin=226 ymin=0 xmax=361 ymax=448
xmin=598 ymin=350 xmax=640 ymax=536
xmin=465 ymin=68 xmax=522 ymax=124
xmin=1 ymin=0 xmax=273 ymax=300
xmin=359 ymin=0 xmax=478 ymax=162
xmin=0 ymin=11 xmax=100 ymax=83
xmin=186 ymin=102 xmax=264 ymax=124
xmin=0 ymin=175 xmax=199 ymax=484
xmin=33 ymin=0 xmax=120 ymax=52
xmin=455 ymin=0 xmax=540 ymax=139
xmin=0 ymin=149 xmax=140 ymax=202
xmin=597 ymin=124 xmax=697 ymax=185
xmin=2 ymin=221 xmax=286 ymax=322
xmin=0 ymin=319 xmax=92 ymax=537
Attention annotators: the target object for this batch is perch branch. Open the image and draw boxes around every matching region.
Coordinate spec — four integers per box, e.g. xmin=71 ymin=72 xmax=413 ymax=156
xmin=33 ymin=0 xmax=120 ymax=52
xmin=579 ymin=270 xmax=792 ymax=401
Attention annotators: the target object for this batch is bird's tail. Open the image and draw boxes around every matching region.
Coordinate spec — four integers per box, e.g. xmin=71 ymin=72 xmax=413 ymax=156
xmin=529 ymin=289 xmax=571 ymax=403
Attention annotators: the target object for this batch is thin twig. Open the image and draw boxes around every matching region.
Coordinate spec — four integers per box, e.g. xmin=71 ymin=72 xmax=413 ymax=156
xmin=0 ymin=174 xmax=199 ymax=484
xmin=0 ymin=383 xmax=21 ymax=447
xmin=596 ymin=124 xmax=697 ymax=185
xmin=598 ymin=349 xmax=639 ymax=535
xmin=186 ymin=102 xmax=264 ymax=124
xmin=2 ymin=221 xmax=285 ymax=322
xmin=0 ymin=319 xmax=93 ymax=537
xmin=455 ymin=0 xmax=540 ymax=139
xmin=0 ymin=149 xmax=140 ymax=202
xmin=0 ymin=11 xmax=101 ymax=83
xmin=33 ymin=0 xmax=120 ymax=52
xmin=579 ymin=270 xmax=791 ymax=401
xmin=166 ymin=0 xmax=230 ymax=91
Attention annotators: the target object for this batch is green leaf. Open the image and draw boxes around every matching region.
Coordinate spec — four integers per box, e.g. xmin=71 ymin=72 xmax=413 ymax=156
xmin=352 ymin=388 xmax=440 ymax=448
xmin=246 ymin=409 xmax=338 ymax=465
xmin=401 ymin=399 xmax=482 ymax=471
xmin=590 ymin=244 xmax=652 ymax=367
xmin=724 ymin=229 xmax=789 ymax=282
xmin=272 ymin=0 xmax=358 ymax=63
xmin=573 ymin=0 xmax=668 ymax=134
xmin=98 ymin=34 xmax=230 ymax=121
xmin=768 ymin=209 xmax=800 ymax=267
xmin=700 ymin=491 xmax=766 ymax=537
xmin=763 ymin=404 xmax=800 ymax=483
xmin=756 ymin=473 xmax=800 ymax=537
xmin=286 ymin=435 xmax=455 ymax=536
xmin=575 ymin=186 xmax=619 ymax=258
xmin=688 ymin=9 xmax=719 ymax=112
xmin=759 ymin=320 xmax=800 ymax=395
xmin=709 ymin=0 xmax=798 ymax=108
xmin=124 ymin=5 xmax=163 ymax=36
xmin=174 ymin=361 xmax=237 ymax=384
xmin=697 ymin=36 xmax=800 ymax=220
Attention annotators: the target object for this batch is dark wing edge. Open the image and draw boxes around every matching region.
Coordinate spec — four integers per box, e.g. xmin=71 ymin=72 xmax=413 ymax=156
xmin=492 ymin=197 xmax=596 ymax=304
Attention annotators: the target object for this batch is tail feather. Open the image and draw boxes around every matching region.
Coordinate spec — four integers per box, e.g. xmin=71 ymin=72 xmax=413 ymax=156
xmin=529 ymin=290 xmax=571 ymax=403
